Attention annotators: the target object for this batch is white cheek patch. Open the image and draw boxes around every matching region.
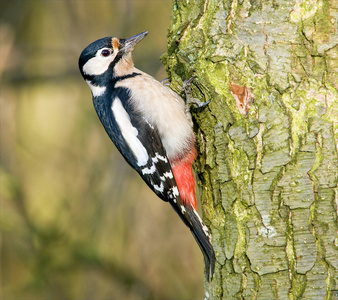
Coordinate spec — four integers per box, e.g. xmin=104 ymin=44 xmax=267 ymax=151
xmin=86 ymin=80 xmax=106 ymax=97
xmin=83 ymin=50 xmax=117 ymax=76
xmin=112 ymin=98 xmax=148 ymax=166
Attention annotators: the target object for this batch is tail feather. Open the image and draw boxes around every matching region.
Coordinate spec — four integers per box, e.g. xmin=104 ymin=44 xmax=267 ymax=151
xmin=185 ymin=205 xmax=215 ymax=281
xmin=170 ymin=201 xmax=215 ymax=281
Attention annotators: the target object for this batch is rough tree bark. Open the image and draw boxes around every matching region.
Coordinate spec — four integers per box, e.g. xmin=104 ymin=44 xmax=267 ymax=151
xmin=162 ymin=0 xmax=338 ymax=299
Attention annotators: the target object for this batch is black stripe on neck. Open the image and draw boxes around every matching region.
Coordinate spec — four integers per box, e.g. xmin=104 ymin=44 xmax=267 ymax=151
xmin=84 ymin=72 xmax=141 ymax=88
xmin=112 ymin=72 xmax=141 ymax=84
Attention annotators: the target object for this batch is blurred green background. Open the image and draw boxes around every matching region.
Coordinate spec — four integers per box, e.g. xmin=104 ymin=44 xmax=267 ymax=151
xmin=0 ymin=1 xmax=205 ymax=299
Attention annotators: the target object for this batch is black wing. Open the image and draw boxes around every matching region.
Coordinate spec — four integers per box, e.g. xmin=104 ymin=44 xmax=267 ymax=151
xmin=93 ymin=87 xmax=215 ymax=280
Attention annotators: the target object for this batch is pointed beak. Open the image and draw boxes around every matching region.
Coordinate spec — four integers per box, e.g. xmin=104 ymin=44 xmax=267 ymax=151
xmin=121 ymin=31 xmax=148 ymax=53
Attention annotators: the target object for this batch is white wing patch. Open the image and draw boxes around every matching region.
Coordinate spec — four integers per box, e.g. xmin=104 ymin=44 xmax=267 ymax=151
xmin=112 ymin=98 xmax=148 ymax=166
xmin=155 ymin=153 xmax=168 ymax=162
xmin=154 ymin=182 xmax=164 ymax=192
xmin=142 ymin=153 xmax=171 ymax=176
xmin=142 ymin=164 xmax=156 ymax=175
xmin=86 ymin=80 xmax=106 ymax=97
xmin=172 ymin=186 xmax=179 ymax=196
xmin=151 ymin=153 xmax=168 ymax=163
xmin=164 ymin=171 xmax=174 ymax=179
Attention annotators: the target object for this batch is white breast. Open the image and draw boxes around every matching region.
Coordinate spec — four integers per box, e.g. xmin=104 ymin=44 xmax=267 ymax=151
xmin=115 ymin=70 xmax=194 ymax=160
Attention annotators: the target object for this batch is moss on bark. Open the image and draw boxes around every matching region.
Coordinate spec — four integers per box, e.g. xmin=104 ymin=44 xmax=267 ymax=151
xmin=163 ymin=0 xmax=338 ymax=298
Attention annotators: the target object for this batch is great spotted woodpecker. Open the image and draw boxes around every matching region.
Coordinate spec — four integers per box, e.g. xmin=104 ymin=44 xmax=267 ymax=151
xmin=78 ymin=31 xmax=215 ymax=281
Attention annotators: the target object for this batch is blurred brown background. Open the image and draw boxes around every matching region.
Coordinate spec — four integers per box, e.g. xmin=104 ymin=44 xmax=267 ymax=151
xmin=0 ymin=1 xmax=205 ymax=299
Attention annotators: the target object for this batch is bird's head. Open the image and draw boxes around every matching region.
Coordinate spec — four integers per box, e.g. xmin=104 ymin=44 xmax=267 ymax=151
xmin=79 ymin=31 xmax=148 ymax=83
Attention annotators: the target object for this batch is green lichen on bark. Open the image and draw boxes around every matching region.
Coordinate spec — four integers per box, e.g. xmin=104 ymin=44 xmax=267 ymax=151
xmin=163 ymin=0 xmax=338 ymax=299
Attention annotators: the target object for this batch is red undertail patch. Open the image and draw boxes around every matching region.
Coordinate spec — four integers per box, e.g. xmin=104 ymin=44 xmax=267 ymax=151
xmin=171 ymin=149 xmax=197 ymax=210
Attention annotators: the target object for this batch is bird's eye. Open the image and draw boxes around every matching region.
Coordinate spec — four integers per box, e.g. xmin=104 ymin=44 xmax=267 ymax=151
xmin=101 ymin=49 xmax=112 ymax=57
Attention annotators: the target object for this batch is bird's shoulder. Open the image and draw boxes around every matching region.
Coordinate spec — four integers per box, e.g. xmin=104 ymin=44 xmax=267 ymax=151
xmin=115 ymin=69 xmax=184 ymax=102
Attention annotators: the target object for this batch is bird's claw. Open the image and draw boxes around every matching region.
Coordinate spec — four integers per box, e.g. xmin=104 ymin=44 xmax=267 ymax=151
xmin=183 ymin=77 xmax=211 ymax=109
xmin=161 ymin=78 xmax=170 ymax=86
xmin=183 ymin=76 xmax=197 ymax=90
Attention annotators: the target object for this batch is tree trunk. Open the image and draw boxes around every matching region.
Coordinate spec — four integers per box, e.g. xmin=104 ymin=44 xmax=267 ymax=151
xmin=162 ymin=0 xmax=338 ymax=299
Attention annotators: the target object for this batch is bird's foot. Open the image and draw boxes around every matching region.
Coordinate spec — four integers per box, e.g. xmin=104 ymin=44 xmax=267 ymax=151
xmin=160 ymin=78 xmax=170 ymax=86
xmin=183 ymin=76 xmax=211 ymax=109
